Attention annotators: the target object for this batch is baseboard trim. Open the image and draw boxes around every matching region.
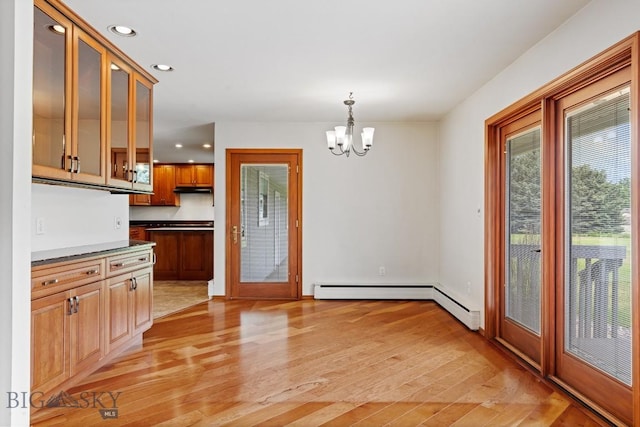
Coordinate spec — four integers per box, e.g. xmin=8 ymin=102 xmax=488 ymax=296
xmin=313 ymin=283 xmax=480 ymax=330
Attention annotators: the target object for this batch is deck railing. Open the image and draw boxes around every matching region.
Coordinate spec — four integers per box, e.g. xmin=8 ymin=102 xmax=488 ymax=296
xmin=509 ymin=244 xmax=626 ymax=338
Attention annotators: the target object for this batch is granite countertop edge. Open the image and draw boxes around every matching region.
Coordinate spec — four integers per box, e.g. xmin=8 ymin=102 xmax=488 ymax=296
xmin=32 ymin=240 xmax=156 ymax=266
xmin=146 ymin=227 xmax=214 ymax=231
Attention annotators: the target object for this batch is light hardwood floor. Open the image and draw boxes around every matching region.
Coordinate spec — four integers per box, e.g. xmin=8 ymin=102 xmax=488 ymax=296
xmin=31 ymin=300 xmax=605 ymax=426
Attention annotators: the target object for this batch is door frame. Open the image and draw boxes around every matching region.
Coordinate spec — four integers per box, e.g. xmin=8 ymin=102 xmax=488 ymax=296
xmin=224 ymin=148 xmax=303 ymax=299
xmin=485 ymin=33 xmax=639 ymax=425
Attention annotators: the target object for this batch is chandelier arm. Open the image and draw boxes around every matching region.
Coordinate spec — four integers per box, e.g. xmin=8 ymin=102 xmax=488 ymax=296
xmin=350 ymin=143 xmax=369 ymax=156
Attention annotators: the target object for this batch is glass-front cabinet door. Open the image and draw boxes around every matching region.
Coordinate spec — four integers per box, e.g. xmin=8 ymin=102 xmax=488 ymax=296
xmin=132 ymin=77 xmax=153 ymax=192
xmin=72 ymin=28 xmax=105 ymax=185
xmin=32 ymin=3 xmax=72 ymax=181
xmin=106 ymin=54 xmax=131 ymax=188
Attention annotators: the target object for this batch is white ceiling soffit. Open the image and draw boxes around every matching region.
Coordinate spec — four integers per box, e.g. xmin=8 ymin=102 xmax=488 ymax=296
xmin=63 ymin=0 xmax=590 ymax=162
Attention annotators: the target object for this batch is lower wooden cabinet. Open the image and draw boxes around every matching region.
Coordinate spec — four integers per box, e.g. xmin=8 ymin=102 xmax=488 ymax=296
xmin=129 ymin=225 xmax=148 ymax=241
xmin=105 ymin=266 xmax=153 ymax=353
xmin=31 ymin=245 xmax=154 ymax=401
xmin=149 ymin=232 xmax=180 ymax=280
xmin=31 ymin=281 xmax=103 ymax=392
xmin=181 ymin=232 xmax=213 ymax=280
xmin=148 ymin=230 xmax=213 ymax=280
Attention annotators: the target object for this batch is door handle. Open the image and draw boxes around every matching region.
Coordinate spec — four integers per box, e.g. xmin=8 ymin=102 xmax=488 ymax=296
xmin=232 ymin=226 xmax=238 ymax=244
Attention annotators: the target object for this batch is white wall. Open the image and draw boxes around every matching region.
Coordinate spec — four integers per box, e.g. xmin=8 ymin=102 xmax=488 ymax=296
xmin=438 ymin=0 xmax=640 ymax=327
xmin=1 ymin=1 xmax=32 ymax=424
xmin=130 ymin=193 xmax=214 ymax=221
xmin=31 ymin=184 xmax=129 ymax=252
xmin=214 ymin=122 xmax=439 ymax=296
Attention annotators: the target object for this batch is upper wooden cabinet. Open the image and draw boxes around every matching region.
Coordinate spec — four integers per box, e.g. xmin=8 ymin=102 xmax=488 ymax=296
xmin=150 ymin=164 xmax=179 ymax=206
xmin=175 ymin=164 xmax=214 ymax=187
xmin=130 ymin=164 xmax=179 ymax=206
xmin=32 ymin=0 xmax=157 ymax=192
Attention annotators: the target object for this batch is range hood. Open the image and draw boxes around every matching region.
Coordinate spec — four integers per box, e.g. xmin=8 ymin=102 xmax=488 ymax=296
xmin=173 ymin=187 xmax=213 ymax=193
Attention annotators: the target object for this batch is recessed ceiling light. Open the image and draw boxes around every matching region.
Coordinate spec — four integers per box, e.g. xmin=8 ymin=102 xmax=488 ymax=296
xmin=151 ymin=64 xmax=174 ymax=72
xmin=203 ymin=144 xmax=212 ymax=148
xmin=48 ymin=24 xmax=65 ymax=34
xmin=175 ymin=143 xmax=183 ymax=148
xmin=108 ymin=25 xmax=136 ymax=37
xmin=188 ymin=159 xmax=194 ymax=163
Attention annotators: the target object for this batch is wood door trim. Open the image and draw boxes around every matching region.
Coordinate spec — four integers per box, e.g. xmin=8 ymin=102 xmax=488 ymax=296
xmin=631 ymin=33 xmax=640 ymax=426
xmin=225 ymin=149 xmax=303 ymax=300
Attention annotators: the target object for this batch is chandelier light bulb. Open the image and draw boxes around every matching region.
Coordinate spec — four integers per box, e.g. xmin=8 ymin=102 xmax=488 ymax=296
xmin=334 ymin=126 xmax=346 ymax=146
xmin=326 ymin=131 xmax=336 ymax=150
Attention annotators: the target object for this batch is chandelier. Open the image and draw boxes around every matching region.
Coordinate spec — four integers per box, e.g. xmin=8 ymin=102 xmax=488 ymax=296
xmin=326 ymin=92 xmax=374 ymax=157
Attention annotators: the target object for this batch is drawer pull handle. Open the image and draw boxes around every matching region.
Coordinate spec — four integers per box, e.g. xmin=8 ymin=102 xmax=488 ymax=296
xmin=113 ymin=262 xmax=125 ymax=268
xmin=86 ymin=269 xmax=99 ymax=275
xmin=138 ymin=257 xmax=148 ymax=262
xmin=42 ymin=279 xmax=59 ymax=286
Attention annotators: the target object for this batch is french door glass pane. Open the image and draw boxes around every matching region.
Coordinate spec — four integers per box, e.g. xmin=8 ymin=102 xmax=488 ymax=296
xmin=506 ymin=128 xmax=541 ymax=334
xmin=240 ymin=164 xmax=289 ymax=283
xmin=565 ymin=87 xmax=632 ymax=385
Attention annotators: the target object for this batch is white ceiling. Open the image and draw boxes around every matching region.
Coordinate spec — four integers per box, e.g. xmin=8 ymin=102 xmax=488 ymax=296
xmin=63 ymin=0 xmax=590 ymax=163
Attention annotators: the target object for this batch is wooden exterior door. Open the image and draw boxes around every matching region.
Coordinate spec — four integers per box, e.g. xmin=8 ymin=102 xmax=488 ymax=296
xmin=486 ymin=38 xmax=638 ymax=425
xmin=552 ymin=67 xmax=632 ymax=423
xmin=226 ymin=149 xmax=302 ymax=299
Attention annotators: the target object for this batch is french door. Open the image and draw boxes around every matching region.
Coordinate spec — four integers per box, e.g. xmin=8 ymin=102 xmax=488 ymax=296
xmin=499 ymin=113 xmax=542 ymax=366
xmin=553 ymin=67 xmax=632 ymax=422
xmin=226 ymin=149 xmax=302 ymax=299
xmin=488 ymin=55 xmax=636 ymax=425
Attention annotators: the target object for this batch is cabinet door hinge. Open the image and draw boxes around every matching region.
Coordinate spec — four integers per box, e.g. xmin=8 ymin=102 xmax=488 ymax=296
xmin=296 ymin=219 xmax=299 ymax=228
xmin=295 ymin=274 xmax=299 ymax=283
xmin=296 ymin=165 xmax=299 ymax=173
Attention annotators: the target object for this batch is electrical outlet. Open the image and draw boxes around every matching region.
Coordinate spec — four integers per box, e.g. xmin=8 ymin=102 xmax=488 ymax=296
xmin=114 ymin=216 xmax=122 ymax=230
xmin=467 ymin=281 xmax=472 ymax=294
xmin=36 ymin=217 xmax=45 ymax=235
xmin=379 ymin=266 xmax=386 ymax=276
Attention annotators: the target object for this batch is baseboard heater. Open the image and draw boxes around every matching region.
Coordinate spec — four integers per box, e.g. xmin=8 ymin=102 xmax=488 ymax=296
xmin=313 ymin=283 xmax=480 ymax=330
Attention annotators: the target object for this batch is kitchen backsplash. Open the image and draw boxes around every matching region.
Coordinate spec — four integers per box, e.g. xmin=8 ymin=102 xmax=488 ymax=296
xmin=32 ymin=183 xmax=129 ymax=252
xmin=130 ymin=192 xmax=214 ymax=221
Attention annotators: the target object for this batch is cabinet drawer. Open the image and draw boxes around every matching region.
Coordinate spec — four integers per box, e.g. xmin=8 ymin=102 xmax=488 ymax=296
xmin=32 ymin=259 xmax=105 ymax=299
xmin=107 ymin=250 xmax=153 ymax=277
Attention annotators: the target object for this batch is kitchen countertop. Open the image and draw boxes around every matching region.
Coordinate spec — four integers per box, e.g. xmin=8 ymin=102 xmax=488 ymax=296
xmin=146 ymin=227 xmax=214 ymax=231
xmin=130 ymin=220 xmax=213 ymax=228
xmin=32 ymin=240 xmax=155 ymax=266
